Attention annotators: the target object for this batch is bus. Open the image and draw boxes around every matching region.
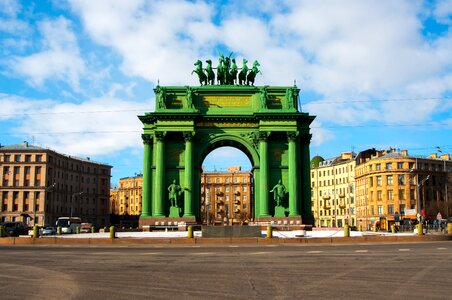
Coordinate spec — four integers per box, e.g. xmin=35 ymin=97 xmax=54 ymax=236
xmin=56 ymin=217 xmax=82 ymax=233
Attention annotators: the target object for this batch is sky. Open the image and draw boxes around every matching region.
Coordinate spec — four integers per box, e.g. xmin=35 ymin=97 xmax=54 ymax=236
xmin=0 ymin=0 xmax=451 ymax=186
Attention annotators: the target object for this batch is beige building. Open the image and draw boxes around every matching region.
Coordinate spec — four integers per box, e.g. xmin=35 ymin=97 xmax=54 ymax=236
xmin=0 ymin=142 xmax=112 ymax=227
xmin=116 ymin=175 xmax=143 ymax=216
xmin=355 ymin=148 xmax=451 ymax=230
xmin=311 ymin=152 xmax=356 ymax=228
xmin=201 ymin=166 xmax=253 ymax=225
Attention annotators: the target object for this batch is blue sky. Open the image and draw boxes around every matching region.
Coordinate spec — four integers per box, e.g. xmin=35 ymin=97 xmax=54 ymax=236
xmin=1 ymin=0 xmax=451 ymax=186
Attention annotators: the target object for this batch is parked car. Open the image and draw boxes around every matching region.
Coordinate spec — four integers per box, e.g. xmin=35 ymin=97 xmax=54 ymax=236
xmin=41 ymin=227 xmax=57 ymax=236
xmin=80 ymin=223 xmax=93 ymax=233
xmin=2 ymin=222 xmax=29 ymax=237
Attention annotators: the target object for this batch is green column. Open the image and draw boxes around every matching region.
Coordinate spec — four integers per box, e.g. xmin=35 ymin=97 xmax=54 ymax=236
xmin=154 ymin=131 xmax=166 ymax=217
xmin=183 ymin=132 xmax=195 ymax=217
xmin=259 ymin=132 xmax=270 ymax=217
xmin=301 ymin=134 xmax=313 ymax=223
xmin=288 ymin=132 xmax=300 ymax=217
xmin=141 ymin=134 xmax=153 ymax=217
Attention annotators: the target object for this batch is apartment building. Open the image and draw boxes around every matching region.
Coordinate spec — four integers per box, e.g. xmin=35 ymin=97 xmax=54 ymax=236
xmin=201 ymin=166 xmax=253 ymax=225
xmin=311 ymin=152 xmax=356 ymax=228
xmin=354 ymin=148 xmax=451 ymax=230
xmin=0 ymin=142 xmax=112 ymax=227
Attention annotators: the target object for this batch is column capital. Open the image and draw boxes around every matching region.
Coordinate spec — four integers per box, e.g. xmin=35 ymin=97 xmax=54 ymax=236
xmin=258 ymin=131 xmax=270 ymax=141
xmin=141 ymin=134 xmax=153 ymax=145
xmin=183 ymin=131 xmax=195 ymax=142
xmin=155 ymin=131 xmax=166 ymax=141
xmin=287 ymin=132 xmax=299 ymax=141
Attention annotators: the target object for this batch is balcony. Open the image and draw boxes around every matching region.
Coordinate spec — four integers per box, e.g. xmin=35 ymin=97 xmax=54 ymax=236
xmin=339 ymin=204 xmax=346 ymax=209
xmin=339 ymin=194 xmax=345 ymax=198
xmin=323 ymin=195 xmax=331 ymax=200
xmin=323 ymin=205 xmax=331 ymax=210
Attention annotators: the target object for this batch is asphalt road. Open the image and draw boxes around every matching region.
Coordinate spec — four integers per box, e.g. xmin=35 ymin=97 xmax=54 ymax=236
xmin=1 ymin=241 xmax=451 ymax=300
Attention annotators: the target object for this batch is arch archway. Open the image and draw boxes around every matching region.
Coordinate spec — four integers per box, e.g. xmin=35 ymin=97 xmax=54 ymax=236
xmin=139 ymin=85 xmax=315 ymax=226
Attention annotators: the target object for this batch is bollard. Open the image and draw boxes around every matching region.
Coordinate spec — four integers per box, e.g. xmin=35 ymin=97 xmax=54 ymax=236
xmin=266 ymin=225 xmax=273 ymax=238
xmin=358 ymin=225 xmax=362 ymax=232
xmin=391 ymin=224 xmax=396 ymax=234
xmin=33 ymin=225 xmax=39 ymax=238
xmin=417 ymin=223 xmax=423 ymax=236
xmin=447 ymin=223 xmax=452 ymax=235
xmin=187 ymin=225 xmax=193 ymax=239
xmin=109 ymin=226 xmax=116 ymax=239
xmin=0 ymin=225 xmax=5 ymax=238
xmin=76 ymin=226 xmax=80 ymax=234
xmin=57 ymin=226 xmax=61 ymax=235
xmin=91 ymin=226 xmax=95 ymax=234
xmin=343 ymin=225 xmax=350 ymax=237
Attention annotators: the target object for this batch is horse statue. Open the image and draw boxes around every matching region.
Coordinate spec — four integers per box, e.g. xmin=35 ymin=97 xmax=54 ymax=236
xmin=205 ymin=59 xmax=215 ymax=85
xmin=238 ymin=59 xmax=248 ymax=85
xmin=229 ymin=58 xmax=238 ymax=85
xmin=246 ymin=60 xmax=261 ymax=86
xmin=192 ymin=60 xmax=207 ymax=85
xmin=216 ymin=55 xmax=225 ymax=85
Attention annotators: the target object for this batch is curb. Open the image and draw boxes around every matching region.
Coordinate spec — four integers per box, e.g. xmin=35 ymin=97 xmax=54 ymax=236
xmin=0 ymin=235 xmax=450 ymax=246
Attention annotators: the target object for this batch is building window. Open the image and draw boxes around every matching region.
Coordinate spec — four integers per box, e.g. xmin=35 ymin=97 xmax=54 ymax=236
xmin=377 ymin=190 xmax=382 ymax=201
xmin=399 ymin=204 xmax=406 ymax=214
xmin=14 ymin=155 xmax=20 ymax=162
xmin=369 ymin=177 xmax=373 ymax=187
xmin=378 ymin=205 xmax=383 ymax=215
xmin=225 ymin=178 xmax=229 ymax=183
xmin=387 ymin=175 xmax=393 ymax=185
xmin=388 ymin=204 xmax=394 ymax=215
xmin=4 ymin=155 xmax=10 ymax=162
xmin=216 ymin=178 xmax=220 ymax=183
xmin=243 ymin=195 xmax=247 ymax=201
xmin=377 ymin=176 xmax=382 ymax=186
xmin=397 ymin=162 xmax=403 ymax=169
xmin=243 ymin=178 xmax=247 ymax=183
xmin=36 ymin=155 xmax=42 ymax=162
xmin=386 ymin=163 xmax=392 ymax=170
xmin=376 ymin=164 xmax=381 ymax=171
xmin=233 ymin=177 xmax=238 ymax=183
xmin=243 ymin=186 xmax=247 ymax=192
xmin=387 ymin=190 xmax=393 ymax=200
xmin=225 ymin=186 xmax=229 ymax=192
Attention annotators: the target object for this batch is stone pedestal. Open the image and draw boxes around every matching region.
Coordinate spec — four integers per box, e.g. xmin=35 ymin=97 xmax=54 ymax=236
xmin=274 ymin=206 xmax=287 ymax=217
xmin=169 ymin=206 xmax=181 ymax=218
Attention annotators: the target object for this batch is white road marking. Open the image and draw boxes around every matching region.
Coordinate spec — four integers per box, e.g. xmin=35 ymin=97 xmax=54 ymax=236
xmin=228 ymin=245 xmax=239 ymax=248
xmin=437 ymin=247 xmax=447 ymax=250
xmin=191 ymin=252 xmax=215 ymax=255
xmin=355 ymin=250 xmax=368 ymax=253
xmin=398 ymin=249 xmax=410 ymax=251
xmin=265 ymin=245 xmax=278 ymax=247
xmin=307 ymin=251 xmax=323 ymax=254
xmin=249 ymin=252 xmax=271 ymax=255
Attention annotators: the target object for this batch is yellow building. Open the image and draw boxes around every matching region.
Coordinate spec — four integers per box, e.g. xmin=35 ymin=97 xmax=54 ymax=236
xmin=311 ymin=152 xmax=356 ymax=228
xmin=0 ymin=142 xmax=112 ymax=227
xmin=355 ymin=148 xmax=451 ymax=230
xmin=117 ymin=175 xmax=143 ymax=216
xmin=201 ymin=166 xmax=253 ymax=225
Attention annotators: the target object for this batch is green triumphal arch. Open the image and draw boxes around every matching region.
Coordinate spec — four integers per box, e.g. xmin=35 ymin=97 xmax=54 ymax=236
xmin=139 ymin=57 xmax=315 ymax=226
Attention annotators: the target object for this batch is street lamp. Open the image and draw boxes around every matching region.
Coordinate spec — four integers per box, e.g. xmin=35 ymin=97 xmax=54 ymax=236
xmin=36 ymin=182 xmax=56 ymax=226
xmin=410 ymin=160 xmax=430 ymax=221
xmin=70 ymin=192 xmax=84 ymax=218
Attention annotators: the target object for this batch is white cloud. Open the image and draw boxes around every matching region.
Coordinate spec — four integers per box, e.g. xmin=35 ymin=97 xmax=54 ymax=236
xmin=8 ymin=16 xmax=85 ymax=89
xmin=1 ymin=91 xmax=150 ymax=157
xmin=70 ymin=0 xmax=216 ymax=85
xmin=434 ymin=0 xmax=452 ymax=24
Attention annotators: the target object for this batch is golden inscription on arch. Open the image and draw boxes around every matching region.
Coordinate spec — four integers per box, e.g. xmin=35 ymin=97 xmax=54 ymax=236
xmin=195 ymin=122 xmax=258 ymax=128
xmin=202 ymin=96 xmax=250 ymax=107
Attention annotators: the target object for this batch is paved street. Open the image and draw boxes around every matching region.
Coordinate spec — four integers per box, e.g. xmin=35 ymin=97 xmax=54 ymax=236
xmin=1 ymin=241 xmax=451 ymax=299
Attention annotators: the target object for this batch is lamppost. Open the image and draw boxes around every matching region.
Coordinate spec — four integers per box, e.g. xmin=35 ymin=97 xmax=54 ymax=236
xmin=410 ymin=159 xmax=429 ymax=222
xmin=437 ymin=147 xmax=449 ymax=218
xmin=70 ymin=192 xmax=84 ymax=218
xmin=36 ymin=182 xmax=56 ymax=226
